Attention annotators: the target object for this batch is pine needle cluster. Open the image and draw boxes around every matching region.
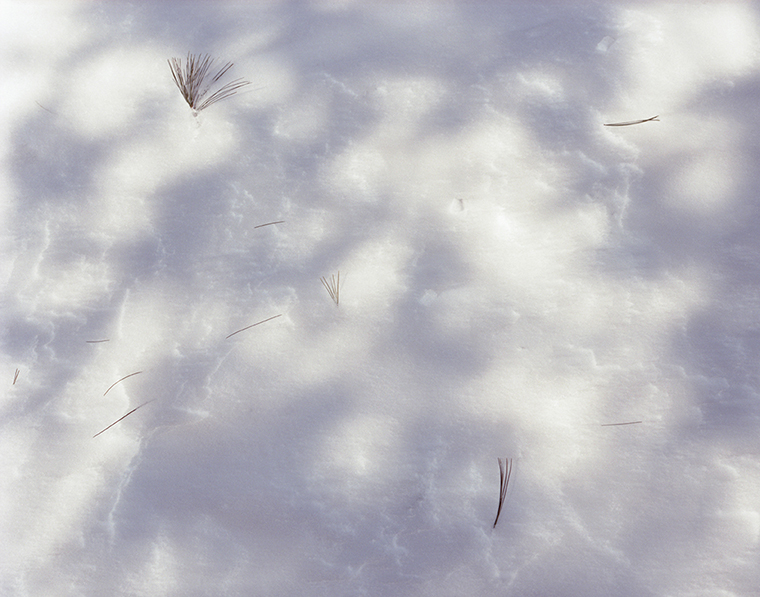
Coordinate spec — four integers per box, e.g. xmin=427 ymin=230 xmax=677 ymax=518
xmin=168 ymin=53 xmax=251 ymax=113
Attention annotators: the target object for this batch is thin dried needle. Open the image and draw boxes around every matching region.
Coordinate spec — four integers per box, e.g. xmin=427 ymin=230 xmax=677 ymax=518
xmin=86 ymin=339 xmax=110 ymax=343
xmin=253 ymin=220 xmax=285 ymax=229
xmin=493 ymin=457 xmax=513 ymax=528
xmin=104 ymin=371 xmax=143 ymax=396
xmin=600 ymin=420 xmax=643 ymax=426
xmin=93 ymin=400 xmax=155 ymax=438
xmin=604 ymin=115 xmax=659 ymax=126
xmin=13 ymin=368 xmax=20 ymax=385
xmin=226 ymin=314 xmax=282 ymax=339
xmin=35 ymin=101 xmax=56 ymax=114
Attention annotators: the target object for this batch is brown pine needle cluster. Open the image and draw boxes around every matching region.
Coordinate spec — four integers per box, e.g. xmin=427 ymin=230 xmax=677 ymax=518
xmin=493 ymin=457 xmax=513 ymax=528
xmin=321 ymin=272 xmax=341 ymax=306
xmin=168 ymin=53 xmax=251 ymax=113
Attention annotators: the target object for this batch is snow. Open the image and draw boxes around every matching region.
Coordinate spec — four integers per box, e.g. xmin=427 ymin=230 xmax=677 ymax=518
xmin=3 ymin=1 xmax=760 ymax=595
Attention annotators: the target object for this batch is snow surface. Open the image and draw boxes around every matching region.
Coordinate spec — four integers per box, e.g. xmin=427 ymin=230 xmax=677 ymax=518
xmin=3 ymin=2 xmax=760 ymax=595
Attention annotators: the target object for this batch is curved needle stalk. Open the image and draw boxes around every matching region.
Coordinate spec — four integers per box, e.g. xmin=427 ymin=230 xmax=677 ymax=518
xmin=104 ymin=371 xmax=143 ymax=396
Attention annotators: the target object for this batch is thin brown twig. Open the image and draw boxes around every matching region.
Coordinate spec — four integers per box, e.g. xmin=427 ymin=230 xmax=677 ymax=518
xmin=104 ymin=371 xmax=143 ymax=396
xmin=226 ymin=314 xmax=282 ymax=339
xmin=254 ymin=220 xmax=285 ymax=229
xmin=93 ymin=400 xmax=155 ymax=438
xmin=13 ymin=368 xmax=20 ymax=385
xmin=603 ymin=115 xmax=659 ymax=126
xmin=321 ymin=272 xmax=340 ymax=306
xmin=493 ymin=457 xmax=513 ymax=528
xmin=600 ymin=420 xmax=643 ymax=426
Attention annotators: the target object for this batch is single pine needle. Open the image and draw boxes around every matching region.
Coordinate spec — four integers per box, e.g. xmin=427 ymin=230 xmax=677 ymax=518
xmin=604 ymin=115 xmax=659 ymax=126
xmin=226 ymin=314 xmax=282 ymax=339
xmin=35 ymin=101 xmax=55 ymax=114
xmin=600 ymin=420 xmax=643 ymax=426
xmin=86 ymin=339 xmax=110 ymax=343
xmin=104 ymin=371 xmax=143 ymax=396
xmin=93 ymin=400 xmax=154 ymax=438
xmin=254 ymin=220 xmax=285 ymax=229
xmin=13 ymin=368 xmax=20 ymax=385
xmin=493 ymin=457 xmax=513 ymax=528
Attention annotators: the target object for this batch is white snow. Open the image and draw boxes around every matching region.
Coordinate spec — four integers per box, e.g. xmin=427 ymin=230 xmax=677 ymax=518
xmin=3 ymin=2 xmax=760 ymax=595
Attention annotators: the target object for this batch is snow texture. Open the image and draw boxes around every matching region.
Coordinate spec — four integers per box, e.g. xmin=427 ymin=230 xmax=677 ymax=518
xmin=3 ymin=2 xmax=760 ymax=595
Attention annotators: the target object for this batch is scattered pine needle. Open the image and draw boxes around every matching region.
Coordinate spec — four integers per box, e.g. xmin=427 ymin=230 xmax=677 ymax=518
xmin=600 ymin=420 xmax=643 ymax=427
xmin=35 ymin=101 xmax=55 ymax=114
xmin=104 ymin=371 xmax=143 ymax=396
xmin=226 ymin=314 xmax=282 ymax=339
xmin=493 ymin=457 xmax=513 ymax=528
xmin=93 ymin=400 xmax=154 ymax=438
xmin=86 ymin=339 xmax=110 ymax=343
xmin=254 ymin=220 xmax=285 ymax=229
xmin=321 ymin=272 xmax=340 ymax=306
xmin=604 ymin=115 xmax=659 ymax=126
xmin=13 ymin=368 xmax=20 ymax=385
